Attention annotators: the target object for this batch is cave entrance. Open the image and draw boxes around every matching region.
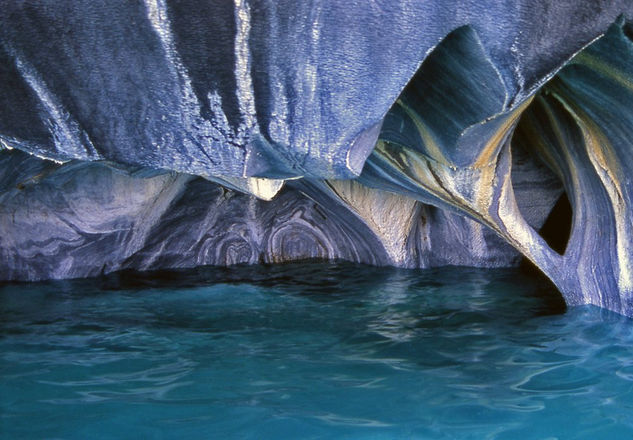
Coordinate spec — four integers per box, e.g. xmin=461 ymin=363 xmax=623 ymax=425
xmin=516 ymin=190 xmax=571 ymax=314
xmin=510 ymin=94 xmax=573 ymax=312
xmin=538 ymin=191 xmax=572 ymax=255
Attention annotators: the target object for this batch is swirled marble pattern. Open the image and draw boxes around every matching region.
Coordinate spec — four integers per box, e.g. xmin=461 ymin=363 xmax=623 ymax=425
xmin=3 ymin=3 xmax=633 ymax=316
xmin=0 ymin=146 xmax=551 ymax=281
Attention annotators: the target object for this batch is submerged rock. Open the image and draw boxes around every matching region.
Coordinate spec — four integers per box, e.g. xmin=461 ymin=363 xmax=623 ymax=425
xmin=2 ymin=2 xmax=633 ymax=315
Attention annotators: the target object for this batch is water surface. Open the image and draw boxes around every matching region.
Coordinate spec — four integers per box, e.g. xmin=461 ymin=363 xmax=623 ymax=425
xmin=2 ymin=263 xmax=633 ymax=439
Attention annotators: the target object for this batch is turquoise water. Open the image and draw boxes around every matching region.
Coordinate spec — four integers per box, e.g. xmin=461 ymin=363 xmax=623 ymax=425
xmin=1 ymin=263 xmax=633 ymax=439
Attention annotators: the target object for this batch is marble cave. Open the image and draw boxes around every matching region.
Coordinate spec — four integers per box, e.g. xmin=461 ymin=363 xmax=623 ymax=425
xmin=3 ymin=0 xmax=633 ymax=316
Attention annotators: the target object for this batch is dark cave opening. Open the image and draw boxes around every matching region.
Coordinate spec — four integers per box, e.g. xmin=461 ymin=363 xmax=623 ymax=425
xmin=538 ymin=191 xmax=573 ymax=256
xmin=518 ymin=191 xmax=572 ymax=313
xmin=510 ymin=98 xmax=573 ymax=311
xmin=623 ymin=20 xmax=633 ymax=42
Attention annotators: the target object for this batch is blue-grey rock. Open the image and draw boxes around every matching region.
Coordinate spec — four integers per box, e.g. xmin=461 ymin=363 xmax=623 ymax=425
xmin=2 ymin=2 xmax=633 ymax=317
xmin=1 ymin=1 xmax=631 ymax=180
xmin=0 ymin=145 xmax=555 ymax=280
xmin=360 ymin=19 xmax=633 ymax=315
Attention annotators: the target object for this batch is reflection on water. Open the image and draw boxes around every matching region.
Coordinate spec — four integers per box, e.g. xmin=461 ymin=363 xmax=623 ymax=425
xmin=1 ymin=262 xmax=633 ymax=439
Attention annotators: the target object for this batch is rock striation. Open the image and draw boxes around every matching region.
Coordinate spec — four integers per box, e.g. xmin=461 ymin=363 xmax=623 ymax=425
xmin=2 ymin=1 xmax=633 ymax=315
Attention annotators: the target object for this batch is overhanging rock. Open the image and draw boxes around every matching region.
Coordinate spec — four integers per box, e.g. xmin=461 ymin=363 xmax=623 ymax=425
xmin=2 ymin=2 xmax=633 ymax=316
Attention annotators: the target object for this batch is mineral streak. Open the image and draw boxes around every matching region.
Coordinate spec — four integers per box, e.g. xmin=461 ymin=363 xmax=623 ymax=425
xmin=2 ymin=2 xmax=633 ymax=315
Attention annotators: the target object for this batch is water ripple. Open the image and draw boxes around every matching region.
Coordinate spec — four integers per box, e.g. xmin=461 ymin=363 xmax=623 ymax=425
xmin=1 ymin=263 xmax=633 ymax=438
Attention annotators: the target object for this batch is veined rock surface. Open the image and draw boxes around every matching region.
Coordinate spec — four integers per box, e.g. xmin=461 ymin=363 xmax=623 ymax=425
xmin=2 ymin=2 xmax=633 ymax=315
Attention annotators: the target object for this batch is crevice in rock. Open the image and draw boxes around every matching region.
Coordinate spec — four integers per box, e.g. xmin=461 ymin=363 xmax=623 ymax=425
xmin=510 ymin=105 xmax=570 ymax=254
xmin=622 ymin=20 xmax=633 ymax=42
xmin=538 ymin=192 xmax=572 ymax=256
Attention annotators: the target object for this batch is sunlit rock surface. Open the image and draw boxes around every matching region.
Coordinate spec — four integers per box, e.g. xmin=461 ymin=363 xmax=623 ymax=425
xmin=2 ymin=2 xmax=633 ymax=315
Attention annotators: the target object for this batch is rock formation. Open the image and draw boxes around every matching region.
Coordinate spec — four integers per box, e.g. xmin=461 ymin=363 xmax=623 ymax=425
xmin=2 ymin=1 xmax=633 ymax=315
